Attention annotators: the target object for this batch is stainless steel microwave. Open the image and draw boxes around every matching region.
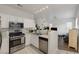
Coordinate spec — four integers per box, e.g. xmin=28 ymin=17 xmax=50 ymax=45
xmin=9 ymin=22 xmax=24 ymax=29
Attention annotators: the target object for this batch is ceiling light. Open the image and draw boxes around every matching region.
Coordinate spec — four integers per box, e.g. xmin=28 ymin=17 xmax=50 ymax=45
xmin=34 ymin=6 xmax=48 ymax=14
xmin=35 ymin=10 xmax=39 ymax=13
xmin=39 ymin=9 xmax=42 ymax=12
xmin=42 ymin=8 xmax=45 ymax=10
xmin=33 ymin=8 xmax=36 ymax=10
xmin=17 ymin=4 xmax=23 ymax=7
xmin=46 ymin=6 xmax=48 ymax=8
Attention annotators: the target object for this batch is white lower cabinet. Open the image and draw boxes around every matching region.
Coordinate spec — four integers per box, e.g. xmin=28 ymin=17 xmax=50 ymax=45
xmin=25 ymin=33 xmax=31 ymax=46
xmin=30 ymin=34 xmax=39 ymax=48
xmin=25 ymin=33 xmax=39 ymax=48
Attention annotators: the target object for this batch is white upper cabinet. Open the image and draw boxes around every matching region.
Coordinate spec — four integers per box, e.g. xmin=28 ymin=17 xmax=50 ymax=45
xmin=24 ymin=18 xmax=36 ymax=28
xmin=0 ymin=13 xmax=35 ymax=28
xmin=9 ymin=15 xmax=17 ymax=22
xmin=17 ymin=16 xmax=23 ymax=23
xmin=9 ymin=16 xmax=23 ymax=23
xmin=0 ymin=14 xmax=9 ymax=28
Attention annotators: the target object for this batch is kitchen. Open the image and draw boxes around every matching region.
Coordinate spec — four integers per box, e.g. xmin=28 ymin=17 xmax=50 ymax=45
xmin=0 ymin=4 xmax=79 ymax=54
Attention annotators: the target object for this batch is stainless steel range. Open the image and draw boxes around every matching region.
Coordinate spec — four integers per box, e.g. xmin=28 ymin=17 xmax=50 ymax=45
xmin=9 ymin=22 xmax=25 ymax=54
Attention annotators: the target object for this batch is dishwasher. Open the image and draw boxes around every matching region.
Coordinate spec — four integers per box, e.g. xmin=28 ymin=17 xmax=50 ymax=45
xmin=0 ymin=17 xmax=2 ymax=49
xmin=0 ymin=32 xmax=2 ymax=49
xmin=39 ymin=37 xmax=48 ymax=54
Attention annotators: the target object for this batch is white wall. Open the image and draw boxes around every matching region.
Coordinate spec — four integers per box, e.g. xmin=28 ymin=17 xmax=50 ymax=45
xmin=55 ymin=18 xmax=75 ymax=35
xmin=34 ymin=12 xmax=75 ymax=35
xmin=34 ymin=5 xmax=76 ymax=35
xmin=35 ymin=15 xmax=75 ymax=35
xmin=75 ymin=5 xmax=79 ymax=29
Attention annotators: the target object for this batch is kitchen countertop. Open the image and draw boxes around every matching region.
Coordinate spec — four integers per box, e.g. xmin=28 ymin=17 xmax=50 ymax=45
xmin=39 ymin=35 xmax=48 ymax=38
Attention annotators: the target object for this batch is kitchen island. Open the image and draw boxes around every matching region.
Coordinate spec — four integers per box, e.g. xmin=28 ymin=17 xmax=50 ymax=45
xmin=39 ymin=30 xmax=58 ymax=54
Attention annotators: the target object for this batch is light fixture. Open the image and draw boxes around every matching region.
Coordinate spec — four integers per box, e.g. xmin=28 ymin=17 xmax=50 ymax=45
xmin=17 ymin=4 xmax=23 ymax=7
xmin=46 ymin=6 xmax=48 ymax=8
xmin=35 ymin=10 xmax=39 ymax=13
xmin=34 ymin=6 xmax=48 ymax=14
xmin=42 ymin=8 xmax=45 ymax=10
xmin=39 ymin=9 xmax=42 ymax=12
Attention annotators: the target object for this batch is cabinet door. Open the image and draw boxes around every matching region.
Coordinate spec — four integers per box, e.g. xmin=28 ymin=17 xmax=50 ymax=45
xmin=25 ymin=33 xmax=31 ymax=46
xmin=24 ymin=18 xmax=35 ymax=28
xmin=29 ymin=19 xmax=35 ymax=28
xmin=31 ymin=34 xmax=39 ymax=48
xmin=9 ymin=16 xmax=17 ymax=22
xmin=17 ymin=16 xmax=23 ymax=23
xmin=1 ymin=14 xmax=9 ymax=28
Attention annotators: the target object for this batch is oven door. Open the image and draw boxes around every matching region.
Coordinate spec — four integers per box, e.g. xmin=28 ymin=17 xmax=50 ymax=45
xmin=10 ymin=39 xmax=21 ymax=48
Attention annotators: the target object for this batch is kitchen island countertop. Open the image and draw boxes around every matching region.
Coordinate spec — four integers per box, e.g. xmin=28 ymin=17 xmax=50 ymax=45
xmin=39 ymin=35 xmax=48 ymax=38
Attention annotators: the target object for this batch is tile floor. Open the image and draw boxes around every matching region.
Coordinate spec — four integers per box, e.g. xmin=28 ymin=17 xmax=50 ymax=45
xmin=13 ymin=45 xmax=43 ymax=54
xmin=13 ymin=45 xmax=77 ymax=54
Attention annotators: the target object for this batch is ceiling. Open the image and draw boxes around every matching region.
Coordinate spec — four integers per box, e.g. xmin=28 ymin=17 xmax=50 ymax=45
xmin=4 ymin=4 xmax=78 ymax=19
xmin=5 ymin=4 xmax=78 ymax=14
xmin=5 ymin=4 xmax=49 ymax=14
